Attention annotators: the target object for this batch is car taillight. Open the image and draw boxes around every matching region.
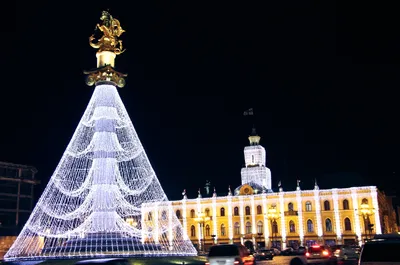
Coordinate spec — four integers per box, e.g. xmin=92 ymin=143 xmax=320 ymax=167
xmin=322 ymin=250 xmax=329 ymax=256
xmin=205 ymin=263 xmax=210 ymax=265
xmin=305 ymin=252 xmax=310 ymax=257
xmin=233 ymin=261 xmax=240 ymax=265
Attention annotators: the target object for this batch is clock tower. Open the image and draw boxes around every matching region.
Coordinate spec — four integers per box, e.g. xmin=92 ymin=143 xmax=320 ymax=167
xmin=240 ymin=128 xmax=272 ymax=191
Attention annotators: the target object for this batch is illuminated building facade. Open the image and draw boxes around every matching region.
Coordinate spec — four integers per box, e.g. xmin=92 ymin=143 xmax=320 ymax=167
xmin=143 ymin=129 xmax=398 ymax=251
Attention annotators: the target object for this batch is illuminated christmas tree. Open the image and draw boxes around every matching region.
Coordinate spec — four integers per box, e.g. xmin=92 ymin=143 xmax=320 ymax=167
xmin=5 ymin=11 xmax=196 ymax=261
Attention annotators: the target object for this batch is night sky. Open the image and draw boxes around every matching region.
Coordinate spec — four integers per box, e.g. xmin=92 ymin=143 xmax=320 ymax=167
xmin=4 ymin=2 xmax=400 ymax=201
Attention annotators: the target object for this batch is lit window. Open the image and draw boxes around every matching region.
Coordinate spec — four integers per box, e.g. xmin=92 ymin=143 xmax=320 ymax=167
xmin=289 ymin=220 xmax=295 ymax=233
xmin=307 ymin=219 xmax=314 ymax=233
xmin=325 ymin=218 xmax=332 ymax=232
xmin=305 ymin=201 xmax=312 ymax=212
xmin=246 ymin=222 xmax=252 ymax=234
xmin=221 ymin=224 xmax=226 ymax=236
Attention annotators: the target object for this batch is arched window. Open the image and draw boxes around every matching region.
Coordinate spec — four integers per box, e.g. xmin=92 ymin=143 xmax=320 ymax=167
xmin=324 ymin=200 xmax=331 ymax=211
xmin=325 ymin=218 xmax=333 ymax=232
xmin=343 ymin=199 xmax=349 ymax=210
xmin=305 ymin=201 xmax=312 ymax=212
xmin=246 ymin=222 xmax=252 ymax=234
xmin=307 ymin=219 xmax=314 ymax=233
xmin=190 ymin=209 xmax=195 ymax=218
xmin=289 ymin=220 xmax=296 ymax=233
xmin=272 ymin=221 xmax=278 ymax=234
xmin=257 ymin=221 xmax=263 ymax=234
xmin=221 ymin=224 xmax=226 ymax=236
xmin=176 ymin=210 xmax=181 ymax=219
xmin=252 ymin=155 xmax=254 ymax=163
xmin=205 ymin=224 xmax=210 ymax=236
xmin=205 ymin=208 xmax=210 ymax=217
xmin=190 ymin=225 xmax=196 ymax=237
xmin=362 ymin=198 xmax=368 ymax=204
xmin=148 ymin=212 xmax=152 ymax=221
xmin=344 ymin=218 xmax=352 ymax=231
xmin=220 ymin=207 xmax=225 ymax=217
xmin=245 ymin=206 xmax=251 ymax=215
xmin=257 ymin=205 xmax=262 ymax=214
xmin=161 ymin=211 xmax=167 ymax=220
xmin=234 ymin=222 xmax=240 ymax=235
xmin=288 ymin=202 xmax=294 ymax=211
xmin=234 ymin=207 xmax=239 ymax=216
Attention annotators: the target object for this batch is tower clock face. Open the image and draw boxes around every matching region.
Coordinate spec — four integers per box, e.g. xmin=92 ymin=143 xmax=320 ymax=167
xmin=240 ymin=184 xmax=253 ymax=195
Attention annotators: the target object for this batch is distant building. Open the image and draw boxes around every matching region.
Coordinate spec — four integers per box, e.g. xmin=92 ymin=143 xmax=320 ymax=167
xmin=0 ymin=162 xmax=39 ymax=258
xmin=0 ymin=161 xmax=39 ymax=229
xmin=143 ymin=128 xmax=398 ymax=251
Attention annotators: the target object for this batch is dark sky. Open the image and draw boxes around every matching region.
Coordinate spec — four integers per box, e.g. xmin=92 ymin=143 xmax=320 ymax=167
xmin=3 ymin=2 xmax=400 ymax=201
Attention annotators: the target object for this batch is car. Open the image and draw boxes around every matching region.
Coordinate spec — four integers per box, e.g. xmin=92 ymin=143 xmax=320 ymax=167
xmin=331 ymin=245 xmax=359 ymax=260
xmin=206 ymin=244 xmax=255 ymax=265
xmin=358 ymin=234 xmax=400 ymax=265
xmin=254 ymin=248 xmax=274 ymax=260
xmin=75 ymin=258 xmax=130 ymax=265
xmin=305 ymin=245 xmax=337 ymax=264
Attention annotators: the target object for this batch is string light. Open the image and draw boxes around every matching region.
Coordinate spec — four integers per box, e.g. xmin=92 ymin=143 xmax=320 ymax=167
xmin=241 ymin=143 xmax=272 ymax=191
xmin=5 ymin=84 xmax=196 ymax=261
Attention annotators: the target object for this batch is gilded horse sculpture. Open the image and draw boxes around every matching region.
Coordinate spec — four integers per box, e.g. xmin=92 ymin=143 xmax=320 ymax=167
xmin=89 ymin=11 xmax=126 ymax=55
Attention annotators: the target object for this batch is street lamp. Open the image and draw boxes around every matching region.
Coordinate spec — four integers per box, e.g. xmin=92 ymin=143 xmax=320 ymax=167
xmin=360 ymin=202 xmax=373 ymax=241
xmin=211 ymin=234 xmax=216 ymax=245
xmin=194 ymin=212 xmax=210 ymax=252
xmin=267 ymin=204 xmax=280 ymax=249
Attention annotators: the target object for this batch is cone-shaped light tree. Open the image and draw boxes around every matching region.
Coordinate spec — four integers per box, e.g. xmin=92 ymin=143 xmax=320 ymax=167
xmin=5 ymin=11 xmax=197 ymax=261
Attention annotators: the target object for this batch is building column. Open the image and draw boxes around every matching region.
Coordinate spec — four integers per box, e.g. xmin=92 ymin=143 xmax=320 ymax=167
xmin=279 ymin=191 xmax=286 ymax=249
xmin=251 ymin=195 xmax=256 ymax=247
xmin=262 ymin=193 xmax=269 ymax=246
xmin=332 ymin=189 xmax=342 ymax=244
xmin=351 ymin=188 xmax=362 ymax=246
xmin=197 ymin=197 xmax=202 ymax=248
xmin=240 ymin=197 xmax=245 ymax=245
xmin=212 ymin=196 xmax=218 ymax=243
xmin=182 ymin=198 xmax=188 ymax=240
xmin=370 ymin=187 xmax=382 ymax=234
xmin=314 ymin=188 xmax=323 ymax=243
xmin=168 ymin=203 xmax=173 ymax=248
xmin=154 ymin=207 xmax=159 ymax=244
xmin=296 ymin=190 xmax=304 ymax=246
xmin=227 ymin=195 xmax=233 ymax=244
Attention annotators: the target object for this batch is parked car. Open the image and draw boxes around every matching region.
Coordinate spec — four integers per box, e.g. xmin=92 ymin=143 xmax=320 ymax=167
xmin=254 ymin=249 xmax=274 ymax=260
xmin=206 ymin=244 xmax=255 ymax=265
xmin=359 ymin=234 xmax=400 ymax=265
xmin=331 ymin=245 xmax=359 ymax=260
xmin=296 ymin=246 xmax=307 ymax=255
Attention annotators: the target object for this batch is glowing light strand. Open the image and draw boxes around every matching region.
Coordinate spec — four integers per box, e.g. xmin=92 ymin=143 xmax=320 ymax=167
xmin=262 ymin=193 xmax=269 ymax=243
xmin=5 ymin=84 xmax=196 ymax=261
xmin=351 ymin=188 xmax=362 ymax=245
xmin=370 ymin=187 xmax=382 ymax=234
xmin=279 ymin=191 xmax=286 ymax=247
xmin=332 ymin=189 xmax=342 ymax=239
xmin=296 ymin=190 xmax=304 ymax=245
xmin=313 ymin=189 xmax=323 ymax=237
xmin=227 ymin=195 xmax=233 ymax=242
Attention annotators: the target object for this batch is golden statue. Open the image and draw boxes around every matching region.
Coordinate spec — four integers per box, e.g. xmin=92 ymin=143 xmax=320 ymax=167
xmin=89 ymin=11 xmax=125 ymax=55
xmin=84 ymin=11 xmax=127 ymax=88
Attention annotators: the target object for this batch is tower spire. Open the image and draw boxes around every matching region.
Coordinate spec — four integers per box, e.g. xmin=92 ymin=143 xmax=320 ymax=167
xmin=84 ymin=11 xmax=127 ymax=88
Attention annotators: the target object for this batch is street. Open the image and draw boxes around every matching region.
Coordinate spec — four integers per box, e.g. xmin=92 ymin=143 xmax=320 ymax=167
xmin=256 ymin=256 xmax=358 ymax=265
